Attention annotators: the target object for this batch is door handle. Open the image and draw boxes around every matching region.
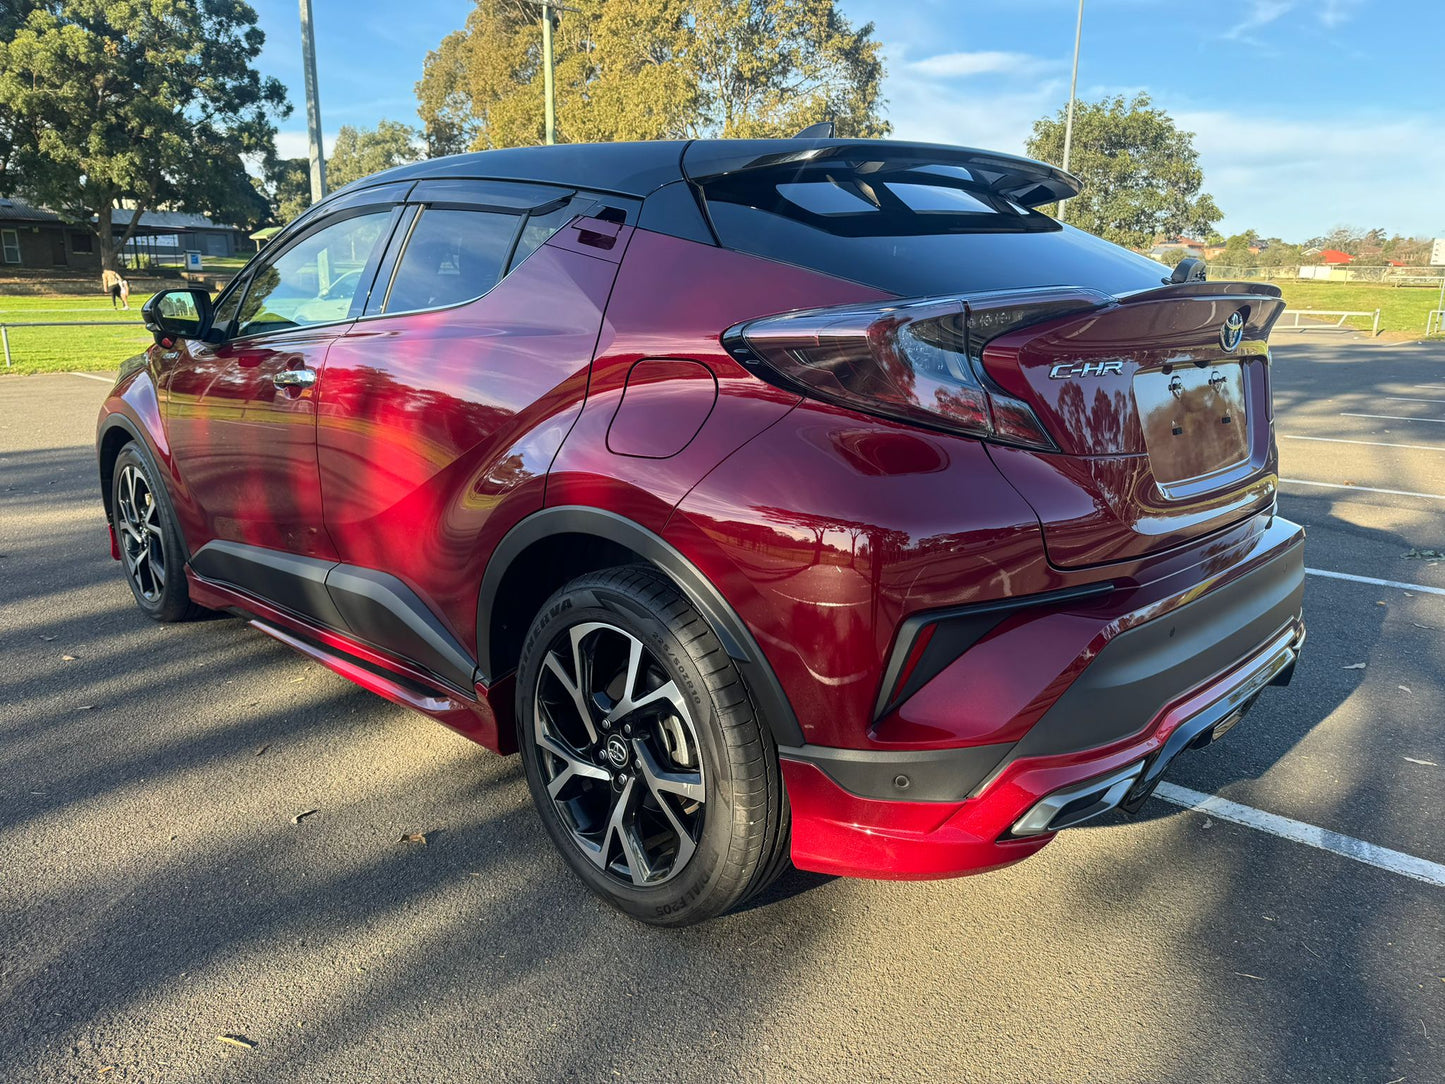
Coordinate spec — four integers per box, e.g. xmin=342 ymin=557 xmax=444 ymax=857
xmin=272 ymin=368 xmax=316 ymax=389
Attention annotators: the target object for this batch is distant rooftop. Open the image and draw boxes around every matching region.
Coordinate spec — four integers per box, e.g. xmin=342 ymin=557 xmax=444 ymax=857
xmin=0 ymin=197 xmax=66 ymax=223
xmin=0 ymin=196 xmax=230 ymax=230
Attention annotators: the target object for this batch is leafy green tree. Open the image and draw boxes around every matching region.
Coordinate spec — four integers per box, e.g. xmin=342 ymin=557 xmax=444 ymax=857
xmin=1025 ymin=93 xmax=1221 ymax=251
xmin=1210 ymin=232 xmax=1257 ymax=270
xmin=0 ymin=0 xmax=289 ymax=270
xmin=256 ymin=156 xmax=312 ymax=225
xmin=327 ymin=120 xmax=423 ymax=189
xmin=415 ymin=0 xmax=888 ymax=151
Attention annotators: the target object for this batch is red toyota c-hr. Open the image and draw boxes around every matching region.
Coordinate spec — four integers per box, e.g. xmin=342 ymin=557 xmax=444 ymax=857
xmin=98 ymin=138 xmax=1304 ymax=925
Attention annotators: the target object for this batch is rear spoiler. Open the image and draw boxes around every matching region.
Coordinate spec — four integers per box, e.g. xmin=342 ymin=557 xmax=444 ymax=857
xmin=681 ymin=139 xmax=1082 ymax=209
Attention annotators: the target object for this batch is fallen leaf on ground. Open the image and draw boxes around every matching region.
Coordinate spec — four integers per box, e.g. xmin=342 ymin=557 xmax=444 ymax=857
xmin=217 ymin=1035 xmax=256 ymax=1049
xmin=1342 ymin=662 xmax=1367 ymax=670
xmin=397 ymin=832 xmax=428 ymax=846
xmin=61 ymin=654 xmax=76 ymax=661
xmin=255 ymin=744 xmax=269 ymax=756
xmin=1403 ymin=757 xmax=1438 ymax=767
xmin=1398 ymin=685 xmax=1413 ymax=694
xmin=1413 ymin=623 xmax=1437 ymax=630
xmin=1403 ymin=547 xmax=1445 ymax=560
xmin=291 ymin=809 xmax=319 ymax=824
xmin=40 ymin=635 xmax=56 ymax=641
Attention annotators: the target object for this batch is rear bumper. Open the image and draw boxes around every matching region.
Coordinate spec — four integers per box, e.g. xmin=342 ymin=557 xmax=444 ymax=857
xmin=782 ymin=520 xmax=1305 ymax=880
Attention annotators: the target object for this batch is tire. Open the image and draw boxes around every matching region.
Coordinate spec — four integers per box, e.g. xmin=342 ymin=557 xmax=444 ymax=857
xmin=516 ymin=565 xmax=790 ymax=926
xmin=110 ymin=443 xmax=202 ymax=623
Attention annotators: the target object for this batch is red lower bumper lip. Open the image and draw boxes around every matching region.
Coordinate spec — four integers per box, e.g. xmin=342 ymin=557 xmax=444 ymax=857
xmin=784 ymin=618 xmax=1304 ymax=881
xmin=107 ymin=523 xmax=120 ymax=561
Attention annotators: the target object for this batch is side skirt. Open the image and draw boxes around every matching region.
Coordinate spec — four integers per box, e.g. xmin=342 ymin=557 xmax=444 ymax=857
xmin=185 ymin=568 xmax=511 ymax=752
xmin=189 ymin=540 xmax=479 ymax=695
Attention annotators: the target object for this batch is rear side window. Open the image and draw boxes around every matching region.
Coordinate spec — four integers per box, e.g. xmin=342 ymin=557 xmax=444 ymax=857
xmin=701 ymin=166 xmax=1168 ymax=298
xmin=383 ymin=208 xmax=519 ymax=313
xmin=507 ymin=196 xmax=594 ymax=273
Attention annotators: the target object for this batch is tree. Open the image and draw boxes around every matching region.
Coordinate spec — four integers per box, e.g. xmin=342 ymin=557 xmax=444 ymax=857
xmin=0 ymin=0 xmax=289 ymax=271
xmin=415 ymin=0 xmax=888 ymax=151
xmin=256 ymin=157 xmax=312 ymax=225
xmin=1210 ymin=232 xmax=1257 ymax=270
xmin=327 ymin=120 xmax=423 ymax=190
xmin=1025 ymin=93 xmax=1221 ymax=251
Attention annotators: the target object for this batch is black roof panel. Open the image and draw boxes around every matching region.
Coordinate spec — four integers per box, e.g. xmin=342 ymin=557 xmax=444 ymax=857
xmin=327 ymin=138 xmax=1080 ymax=208
xmin=337 ymin=141 xmax=692 ymax=200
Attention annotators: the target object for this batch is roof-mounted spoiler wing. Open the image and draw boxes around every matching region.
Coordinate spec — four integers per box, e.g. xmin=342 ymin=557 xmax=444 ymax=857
xmin=681 ymin=139 xmax=1082 ymax=209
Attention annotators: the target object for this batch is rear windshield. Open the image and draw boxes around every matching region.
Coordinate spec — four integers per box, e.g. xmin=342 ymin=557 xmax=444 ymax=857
xmin=700 ymin=165 xmax=1168 ymax=298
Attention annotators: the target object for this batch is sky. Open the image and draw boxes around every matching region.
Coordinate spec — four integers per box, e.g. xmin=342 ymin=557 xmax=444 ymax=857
xmin=252 ymin=0 xmax=1445 ymax=242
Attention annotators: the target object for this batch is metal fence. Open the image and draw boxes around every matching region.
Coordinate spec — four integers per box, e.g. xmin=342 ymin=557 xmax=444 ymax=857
xmin=1207 ymin=265 xmax=1445 ymax=287
xmin=1275 ymin=309 xmax=1381 ymax=336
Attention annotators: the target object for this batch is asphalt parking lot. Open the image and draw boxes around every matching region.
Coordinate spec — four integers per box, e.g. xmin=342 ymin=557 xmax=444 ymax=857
xmin=2 ymin=336 xmax=1443 ymax=1083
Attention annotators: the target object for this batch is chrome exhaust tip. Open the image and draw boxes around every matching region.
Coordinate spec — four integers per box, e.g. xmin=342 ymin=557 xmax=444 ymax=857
xmin=1009 ymin=761 xmax=1145 ymax=838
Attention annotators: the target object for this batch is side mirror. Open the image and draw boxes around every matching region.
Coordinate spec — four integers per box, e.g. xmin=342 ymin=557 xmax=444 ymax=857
xmin=141 ymin=287 xmax=214 ymax=346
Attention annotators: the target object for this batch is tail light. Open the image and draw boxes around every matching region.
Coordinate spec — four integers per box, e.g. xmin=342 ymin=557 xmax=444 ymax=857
xmin=723 ymin=288 xmax=1108 ymax=450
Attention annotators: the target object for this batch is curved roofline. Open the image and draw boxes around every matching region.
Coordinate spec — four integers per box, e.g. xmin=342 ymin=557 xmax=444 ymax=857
xmin=324 ymin=138 xmax=1081 ymax=209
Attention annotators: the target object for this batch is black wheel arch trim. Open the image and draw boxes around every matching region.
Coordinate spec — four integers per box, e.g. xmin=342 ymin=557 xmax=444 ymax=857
xmin=97 ymin=412 xmax=193 ymax=562
xmin=477 ymin=505 xmax=805 ymax=747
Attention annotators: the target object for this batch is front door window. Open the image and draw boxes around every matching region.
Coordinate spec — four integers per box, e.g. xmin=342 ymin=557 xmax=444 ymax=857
xmin=235 ymin=212 xmax=391 ymax=337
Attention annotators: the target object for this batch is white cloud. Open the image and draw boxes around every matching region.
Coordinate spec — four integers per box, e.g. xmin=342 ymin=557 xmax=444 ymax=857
xmin=1319 ymin=0 xmax=1365 ymax=28
xmin=274 ymin=129 xmax=339 ymax=161
xmin=1224 ymin=0 xmax=1364 ymax=42
xmin=1225 ymin=0 xmax=1294 ymax=40
xmin=909 ymin=50 xmax=1058 ymax=79
xmin=1175 ymin=109 xmax=1445 ymax=239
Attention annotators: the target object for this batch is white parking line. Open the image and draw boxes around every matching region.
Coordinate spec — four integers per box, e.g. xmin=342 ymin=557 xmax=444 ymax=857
xmin=68 ymin=372 xmax=113 ymax=384
xmin=1340 ymin=412 xmax=1445 ymax=424
xmin=1281 ymin=478 xmax=1445 ymax=500
xmin=1281 ymin=435 xmax=1445 ymax=452
xmin=1382 ymin=397 xmax=1445 ymax=405
xmin=1154 ymin=783 xmax=1445 ymax=887
xmin=1305 ymin=567 xmax=1445 ymax=597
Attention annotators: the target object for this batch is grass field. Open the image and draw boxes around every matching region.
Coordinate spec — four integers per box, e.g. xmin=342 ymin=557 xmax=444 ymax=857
xmin=0 ymin=293 xmax=153 ymax=374
xmin=1270 ymin=281 xmax=1443 ymax=336
xmin=3 ymin=275 xmax=1440 ymax=375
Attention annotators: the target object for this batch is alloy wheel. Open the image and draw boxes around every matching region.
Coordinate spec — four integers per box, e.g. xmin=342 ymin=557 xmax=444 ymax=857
xmin=115 ymin=463 xmax=166 ymax=603
xmin=532 ymin=620 xmax=706 ymax=886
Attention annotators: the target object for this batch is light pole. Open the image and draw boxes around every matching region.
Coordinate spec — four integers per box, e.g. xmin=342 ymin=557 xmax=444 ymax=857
xmin=523 ymin=0 xmax=579 ymax=145
xmin=299 ymin=0 xmax=327 ymax=202
xmin=1057 ymin=0 xmax=1084 ymax=224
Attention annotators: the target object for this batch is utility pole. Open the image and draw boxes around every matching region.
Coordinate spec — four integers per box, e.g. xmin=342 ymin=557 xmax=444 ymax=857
xmin=1057 ymin=0 xmax=1084 ymax=224
xmin=541 ymin=1 xmax=555 ymax=145
xmin=523 ymin=0 xmax=578 ymax=146
xmin=299 ymin=0 xmax=327 ymax=202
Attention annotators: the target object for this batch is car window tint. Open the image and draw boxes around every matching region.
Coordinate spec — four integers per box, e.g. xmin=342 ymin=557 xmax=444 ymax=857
xmin=236 ymin=212 xmax=390 ymax=337
xmin=777 ymin=181 xmax=878 ymax=215
xmin=384 ymin=208 xmax=518 ymax=313
xmin=507 ymin=198 xmax=592 ymax=273
xmin=885 ymin=183 xmax=996 ymax=214
xmin=210 ymin=282 xmax=244 ymax=338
